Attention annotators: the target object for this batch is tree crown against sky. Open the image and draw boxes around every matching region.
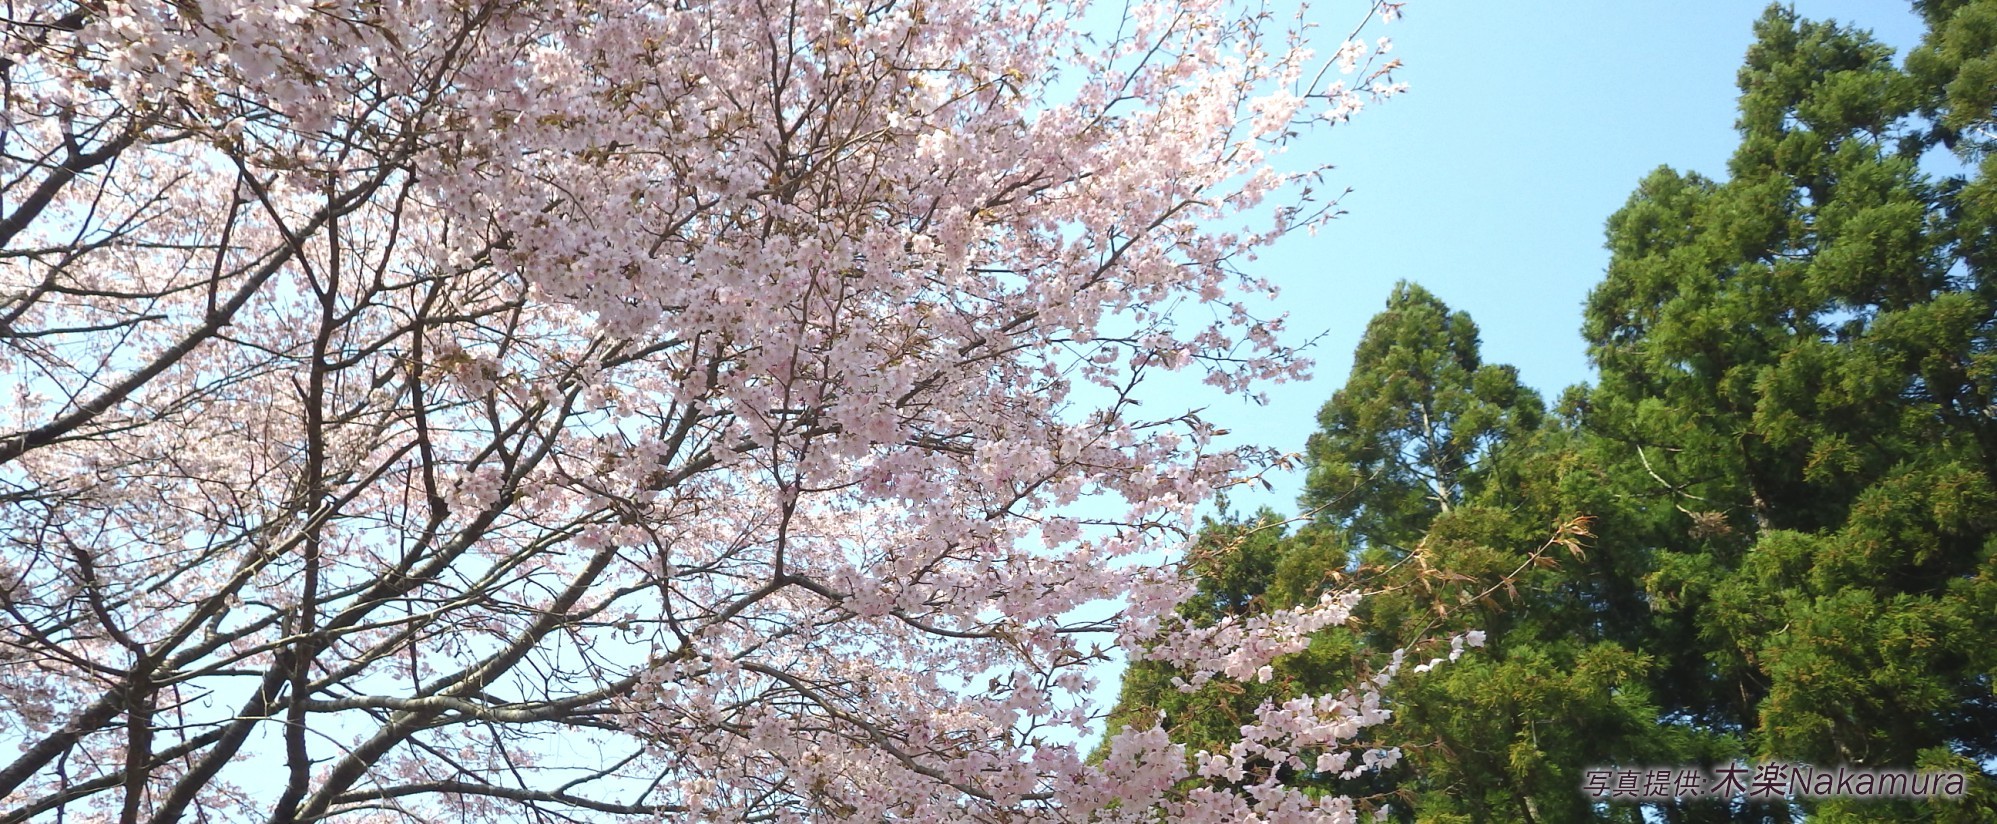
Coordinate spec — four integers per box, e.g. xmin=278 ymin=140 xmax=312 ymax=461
xmin=1302 ymin=280 xmax=1542 ymax=553
xmin=0 ymin=0 xmax=1436 ymax=821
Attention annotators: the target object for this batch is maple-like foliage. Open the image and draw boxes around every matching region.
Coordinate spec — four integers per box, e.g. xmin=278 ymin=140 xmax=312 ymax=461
xmin=0 ymin=0 xmax=1424 ymax=821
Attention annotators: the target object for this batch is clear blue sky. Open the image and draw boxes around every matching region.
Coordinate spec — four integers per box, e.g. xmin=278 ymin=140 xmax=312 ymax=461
xmin=1197 ymin=0 xmax=1930 ymax=517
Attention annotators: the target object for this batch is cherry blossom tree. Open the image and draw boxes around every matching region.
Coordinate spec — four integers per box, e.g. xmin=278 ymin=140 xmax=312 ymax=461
xmin=0 ymin=0 xmax=1422 ymax=820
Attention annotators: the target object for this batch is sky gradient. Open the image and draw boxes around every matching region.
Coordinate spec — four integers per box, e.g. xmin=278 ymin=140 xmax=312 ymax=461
xmin=1199 ymin=0 xmax=1931 ymax=517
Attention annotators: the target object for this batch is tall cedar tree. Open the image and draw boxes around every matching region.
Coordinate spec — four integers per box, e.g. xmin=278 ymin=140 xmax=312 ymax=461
xmin=1302 ymin=282 xmax=1543 ymax=553
xmin=1582 ymin=3 xmax=1997 ymax=821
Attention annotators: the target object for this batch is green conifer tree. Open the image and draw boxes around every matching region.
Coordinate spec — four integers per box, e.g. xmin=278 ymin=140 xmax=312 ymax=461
xmin=1106 ymin=286 xmax=1665 ymax=824
xmin=1302 ymin=282 xmax=1543 ymax=555
xmin=1582 ymin=6 xmax=1997 ymax=820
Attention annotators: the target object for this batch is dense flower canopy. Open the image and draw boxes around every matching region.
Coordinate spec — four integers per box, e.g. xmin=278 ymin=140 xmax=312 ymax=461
xmin=0 ymin=0 xmax=1417 ymax=820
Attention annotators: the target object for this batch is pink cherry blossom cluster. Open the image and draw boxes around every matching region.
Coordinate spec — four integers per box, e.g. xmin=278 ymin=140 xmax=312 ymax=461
xmin=1130 ymin=590 xmax=1366 ymax=690
xmin=1 ymin=0 xmax=1426 ymax=820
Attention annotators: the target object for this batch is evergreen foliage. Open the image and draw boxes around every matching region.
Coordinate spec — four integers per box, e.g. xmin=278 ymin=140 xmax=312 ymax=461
xmin=1103 ymin=4 xmax=1997 ymax=821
